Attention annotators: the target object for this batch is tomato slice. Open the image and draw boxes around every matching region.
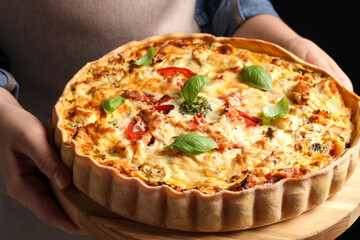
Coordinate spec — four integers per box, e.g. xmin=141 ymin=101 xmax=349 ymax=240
xmin=235 ymin=109 xmax=262 ymax=127
xmin=154 ymin=104 xmax=174 ymax=114
xmin=224 ymin=102 xmax=262 ymax=127
xmin=156 ymin=67 xmax=197 ymax=79
xmin=124 ymin=119 xmax=147 ymax=141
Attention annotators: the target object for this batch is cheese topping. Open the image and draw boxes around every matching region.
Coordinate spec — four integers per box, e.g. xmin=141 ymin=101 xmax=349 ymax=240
xmin=57 ymin=39 xmax=353 ymax=194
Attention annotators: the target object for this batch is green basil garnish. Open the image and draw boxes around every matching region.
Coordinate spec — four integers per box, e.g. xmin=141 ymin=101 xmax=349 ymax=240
xmin=165 ymin=133 xmax=218 ymax=154
xmin=179 ymin=96 xmax=212 ymax=116
xmin=262 ymin=96 xmax=290 ymax=121
xmin=102 ymin=96 xmax=125 ymax=114
xmin=134 ymin=46 xmax=155 ymax=67
xmin=182 ymin=75 xmax=211 ymax=105
xmin=242 ymin=65 xmax=272 ymax=91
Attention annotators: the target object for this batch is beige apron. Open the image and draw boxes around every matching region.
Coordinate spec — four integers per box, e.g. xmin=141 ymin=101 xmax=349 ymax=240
xmin=0 ymin=0 xmax=199 ymax=239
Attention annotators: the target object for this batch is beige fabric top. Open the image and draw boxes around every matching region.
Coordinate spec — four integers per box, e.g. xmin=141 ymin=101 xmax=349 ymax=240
xmin=0 ymin=1 xmax=199 ymax=239
xmin=0 ymin=0 xmax=199 ymax=122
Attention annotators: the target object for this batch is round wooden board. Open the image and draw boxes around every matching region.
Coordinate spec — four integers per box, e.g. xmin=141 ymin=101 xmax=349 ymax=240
xmin=51 ymin=165 xmax=360 ymax=240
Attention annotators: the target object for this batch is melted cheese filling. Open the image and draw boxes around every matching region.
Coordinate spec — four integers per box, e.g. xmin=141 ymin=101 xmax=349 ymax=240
xmin=57 ymin=39 xmax=353 ymax=194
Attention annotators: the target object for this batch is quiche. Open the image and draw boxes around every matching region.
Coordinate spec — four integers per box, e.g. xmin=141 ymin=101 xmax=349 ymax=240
xmin=52 ymin=33 xmax=360 ymax=231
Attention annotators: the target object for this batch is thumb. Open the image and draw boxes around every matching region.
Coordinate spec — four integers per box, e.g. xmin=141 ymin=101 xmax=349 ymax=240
xmin=19 ymin=127 xmax=71 ymax=190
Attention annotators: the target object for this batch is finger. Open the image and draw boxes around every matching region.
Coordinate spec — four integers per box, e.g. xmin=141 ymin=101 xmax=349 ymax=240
xmin=2 ymin=152 xmax=86 ymax=235
xmin=16 ymin=125 xmax=71 ymax=190
xmin=328 ymin=61 xmax=353 ymax=92
xmin=308 ymin=47 xmax=353 ymax=92
xmin=317 ymin=59 xmax=353 ymax=92
xmin=24 ymin=177 xmax=86 ymax=235
xmin=302 ymin=49 xmax=353 ymax=92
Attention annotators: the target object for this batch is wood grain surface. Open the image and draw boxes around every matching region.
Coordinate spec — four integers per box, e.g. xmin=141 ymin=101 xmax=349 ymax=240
xmin=51 ymin=164 xmax=360 ymax=240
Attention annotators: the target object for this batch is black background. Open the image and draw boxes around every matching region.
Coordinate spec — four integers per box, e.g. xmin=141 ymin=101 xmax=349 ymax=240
xmin=271 ymin=1 xmax=359 ymax=239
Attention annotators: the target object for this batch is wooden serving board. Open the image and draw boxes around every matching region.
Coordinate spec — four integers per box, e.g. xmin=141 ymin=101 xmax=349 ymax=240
xmin=51 ymin=165 xmax=360 ymax=240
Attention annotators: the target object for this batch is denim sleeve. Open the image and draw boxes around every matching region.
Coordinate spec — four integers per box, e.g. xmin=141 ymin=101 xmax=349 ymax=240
xmin=0 ymin=69 xmax=19 ymax=99
xmin=195 ymin=0 xmax=280 ymax=37
xmin=0 ymin=52 xmax=19 ymax=99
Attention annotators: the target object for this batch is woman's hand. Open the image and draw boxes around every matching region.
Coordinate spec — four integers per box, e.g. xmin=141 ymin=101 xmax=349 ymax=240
xmin=0 ymin=88 xmax=85 ymax=235
xmin=280 ymin=36 xmax=353 ymax=91
xmin=233 ymin=14 xmax=353 ymax=91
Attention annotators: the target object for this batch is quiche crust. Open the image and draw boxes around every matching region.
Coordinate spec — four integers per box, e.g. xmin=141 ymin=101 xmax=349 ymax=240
xmin=52 ymin=33 xmax=360 ymax=231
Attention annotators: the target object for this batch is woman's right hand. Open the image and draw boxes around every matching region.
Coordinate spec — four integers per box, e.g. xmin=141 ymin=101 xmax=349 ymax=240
xmin=0 ymin=88 xmax=85 ymax=235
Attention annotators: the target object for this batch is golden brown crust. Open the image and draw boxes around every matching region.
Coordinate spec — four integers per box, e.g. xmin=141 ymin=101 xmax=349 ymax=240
xmin=52 ymin=33 xmax=360 ymax=231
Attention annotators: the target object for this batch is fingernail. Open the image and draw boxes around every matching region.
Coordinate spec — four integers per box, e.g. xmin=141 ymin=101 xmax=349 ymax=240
xmin=53 ymin=170 xmax=69 ymax=190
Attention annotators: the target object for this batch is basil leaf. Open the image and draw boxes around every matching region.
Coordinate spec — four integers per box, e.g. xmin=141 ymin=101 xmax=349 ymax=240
xmin=242 ymin=65 xmax=272 ymax=91
xmin=134 ymin=46 xmax=155 ymax=67
xmin=182 ymin=75 xmax=211 ymax=104
xmin=165 ymin=133 xmax=218 ymax=154
xmin=102 ymin=96 xmax=125 ymax=114
xmin=262 ymin=96 xmax=290 ymax=120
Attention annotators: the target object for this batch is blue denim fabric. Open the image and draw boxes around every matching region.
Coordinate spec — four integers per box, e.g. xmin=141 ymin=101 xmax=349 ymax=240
xmin=0 ymin=69 xmax=19 ymax=99
xmin=195 ymin=0 xmax=279 ymax=37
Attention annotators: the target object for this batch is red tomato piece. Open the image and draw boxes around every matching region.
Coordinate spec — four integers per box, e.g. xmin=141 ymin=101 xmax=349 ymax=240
xmin=235 ymin=109 xmax=262 ymax=127
xmin=154 ymin=104 xmax=174 ymax=114
xmin=156 ymin=67 xmax=197 ymax=79
xmin=124 ymin=119 xmax=147 ymax=141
